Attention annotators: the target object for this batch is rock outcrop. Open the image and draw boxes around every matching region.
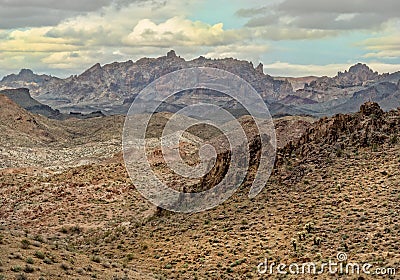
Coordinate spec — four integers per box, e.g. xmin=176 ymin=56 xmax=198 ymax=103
xmin=195 ymin=102 xmax=400 ymax=190
xmin=285 ymin=102 xmax=398 ymax=156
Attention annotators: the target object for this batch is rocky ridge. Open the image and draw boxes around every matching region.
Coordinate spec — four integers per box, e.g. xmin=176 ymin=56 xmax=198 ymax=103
xmin=0 ymin=50 xmax=294 ymax=115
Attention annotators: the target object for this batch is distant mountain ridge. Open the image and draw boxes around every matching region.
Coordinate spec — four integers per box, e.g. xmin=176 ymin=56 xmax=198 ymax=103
xmin=0 ymin=69 xmax=60 ymax=96
xmin=292 ymin=63 xmax=400 ymax=115
xmin=0 ymin=50 xmax=294 ymax=115
xmin=0 ymin=52 xmax=399 ymax=117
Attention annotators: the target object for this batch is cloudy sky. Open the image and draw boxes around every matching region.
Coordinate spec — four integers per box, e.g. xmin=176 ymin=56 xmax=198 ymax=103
xmin=0 ymin=0 xmax=399 ymax=78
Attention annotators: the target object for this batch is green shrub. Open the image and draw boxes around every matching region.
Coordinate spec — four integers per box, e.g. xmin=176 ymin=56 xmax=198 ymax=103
xmin=23 ymin=265 xmax=34 ymax=273
xmin=34 ymin=251 xmax=45 ymax=260
xmin=21 ymin=239 xmax=30 ymax=249
xmin=11 ymin=266 xmax=22 ymax=272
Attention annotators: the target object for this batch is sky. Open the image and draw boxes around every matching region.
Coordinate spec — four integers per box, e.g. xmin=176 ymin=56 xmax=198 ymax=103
xmin=0 ymin=0 xmax=399 ymax=78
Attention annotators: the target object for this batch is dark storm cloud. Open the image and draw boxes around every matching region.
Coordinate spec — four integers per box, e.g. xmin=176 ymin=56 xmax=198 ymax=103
xmin=0 ymin=0 xmax=140 ymax=29
xmin=240 ymin=0 xmax=400 ymax=30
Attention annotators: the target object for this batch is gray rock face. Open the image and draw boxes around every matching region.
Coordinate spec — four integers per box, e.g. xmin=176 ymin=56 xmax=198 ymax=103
xmin=0 ymin=69 xmax=60 ymax=97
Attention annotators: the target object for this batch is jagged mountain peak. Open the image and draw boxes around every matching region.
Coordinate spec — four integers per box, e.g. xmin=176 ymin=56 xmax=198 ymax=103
xmin=166 ymin=50 xmax=177 ymax=59
xmin=348 ymin=63 xmax=374 ymax=74
xmin=18 ymin=69 xmax=35 ymax=76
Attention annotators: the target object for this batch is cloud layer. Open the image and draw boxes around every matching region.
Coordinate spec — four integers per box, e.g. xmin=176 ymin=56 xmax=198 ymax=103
xmin=0 ymin=0 xmax=399 ymax=77
xmin=240 ymin=0 xmax=400 ymax=30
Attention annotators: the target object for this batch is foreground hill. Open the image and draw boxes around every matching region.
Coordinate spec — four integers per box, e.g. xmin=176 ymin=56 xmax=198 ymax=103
xmin=0 ymin=88 xmax=106 ymax=120
xmin=0 ymin=95 xmax=122 ymax=169
xmin=0 ymin=88 xmax=62 ymax=119
xmin=0 ymin=102 xmax=399 ymax=279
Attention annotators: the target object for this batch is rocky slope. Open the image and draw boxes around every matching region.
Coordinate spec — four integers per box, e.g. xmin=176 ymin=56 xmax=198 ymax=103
xmin=0 ymin=88 xmax=62 ymax=119
xmin=0 ymin=102 xmax=399 ymax=279
xmin=277 ymin=102 xmax=400 ymax=183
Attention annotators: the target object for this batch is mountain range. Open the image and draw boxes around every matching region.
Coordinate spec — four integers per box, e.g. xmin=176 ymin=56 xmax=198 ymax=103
xmin=1 ymin=51 xmax=399 ymax=117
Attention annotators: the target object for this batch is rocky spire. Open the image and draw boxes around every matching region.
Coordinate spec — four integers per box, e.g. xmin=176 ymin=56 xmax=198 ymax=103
xmin=256 ymin=63 xmax=264 ymax=75
xmin=167 ymin=50 xmax=177 ymax=59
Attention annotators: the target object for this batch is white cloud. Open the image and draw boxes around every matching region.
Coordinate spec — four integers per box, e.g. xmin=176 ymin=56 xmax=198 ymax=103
xmin=362 ymin=34 xmax=400 ymax=59
xmin=123 ymin=17 xmax=245 ymax=47
xmin=205 ymin=44 xmax=269 ymax=63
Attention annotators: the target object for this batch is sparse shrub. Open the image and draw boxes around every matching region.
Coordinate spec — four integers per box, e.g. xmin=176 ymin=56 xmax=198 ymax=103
xmin=102 ymin=262 xmax=111 ymax=268
xmin=297 ymin=231 xmax=307 ymax=241
xmin=21 ymin=239 xmax=30 ymax=249
xmin=91 ymin=255 xmax=101 ymax=263
xmin=230 ymin=258 xmax=246 ymax=267
xmin=11 ymin=265 xmax=22 ymax=272
xmin=34 ymin=251 xmax=45 ymax=260
xmin=26 ymin=257 xmax=34 ymax=264
xmin=126 ymin=253 xmax=134 ymax=261
xmin=291 ymin=238 xmax=297 ymax=251
xmin=60 ymin=226 xmax=69 ymax=234
xmin=342 ymin=242 xmax=349 ymax=252
xmin=60 ymin=263 xmax=69 ymax=271
xmin=390 ymin=135 xmax=398 ymax=145
xmin=0 ymin=274 xmax=5 ymax=280
xmin=43 ymin=257 xmax=52 ymax=264
xmin=314 ymin=236 xmax=322 ymax=246
xmin=33 ymin=235 xmax=44 ymax=243
xmin=71 ymin=225 xmax=82 ymax=234
xmin=15 ymin=273 xmax=27 ymax=280
xmin=23 ymin=265 xmax=34 ymax=273
xmin=304 ymin=223 xmax=314 ymax=233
